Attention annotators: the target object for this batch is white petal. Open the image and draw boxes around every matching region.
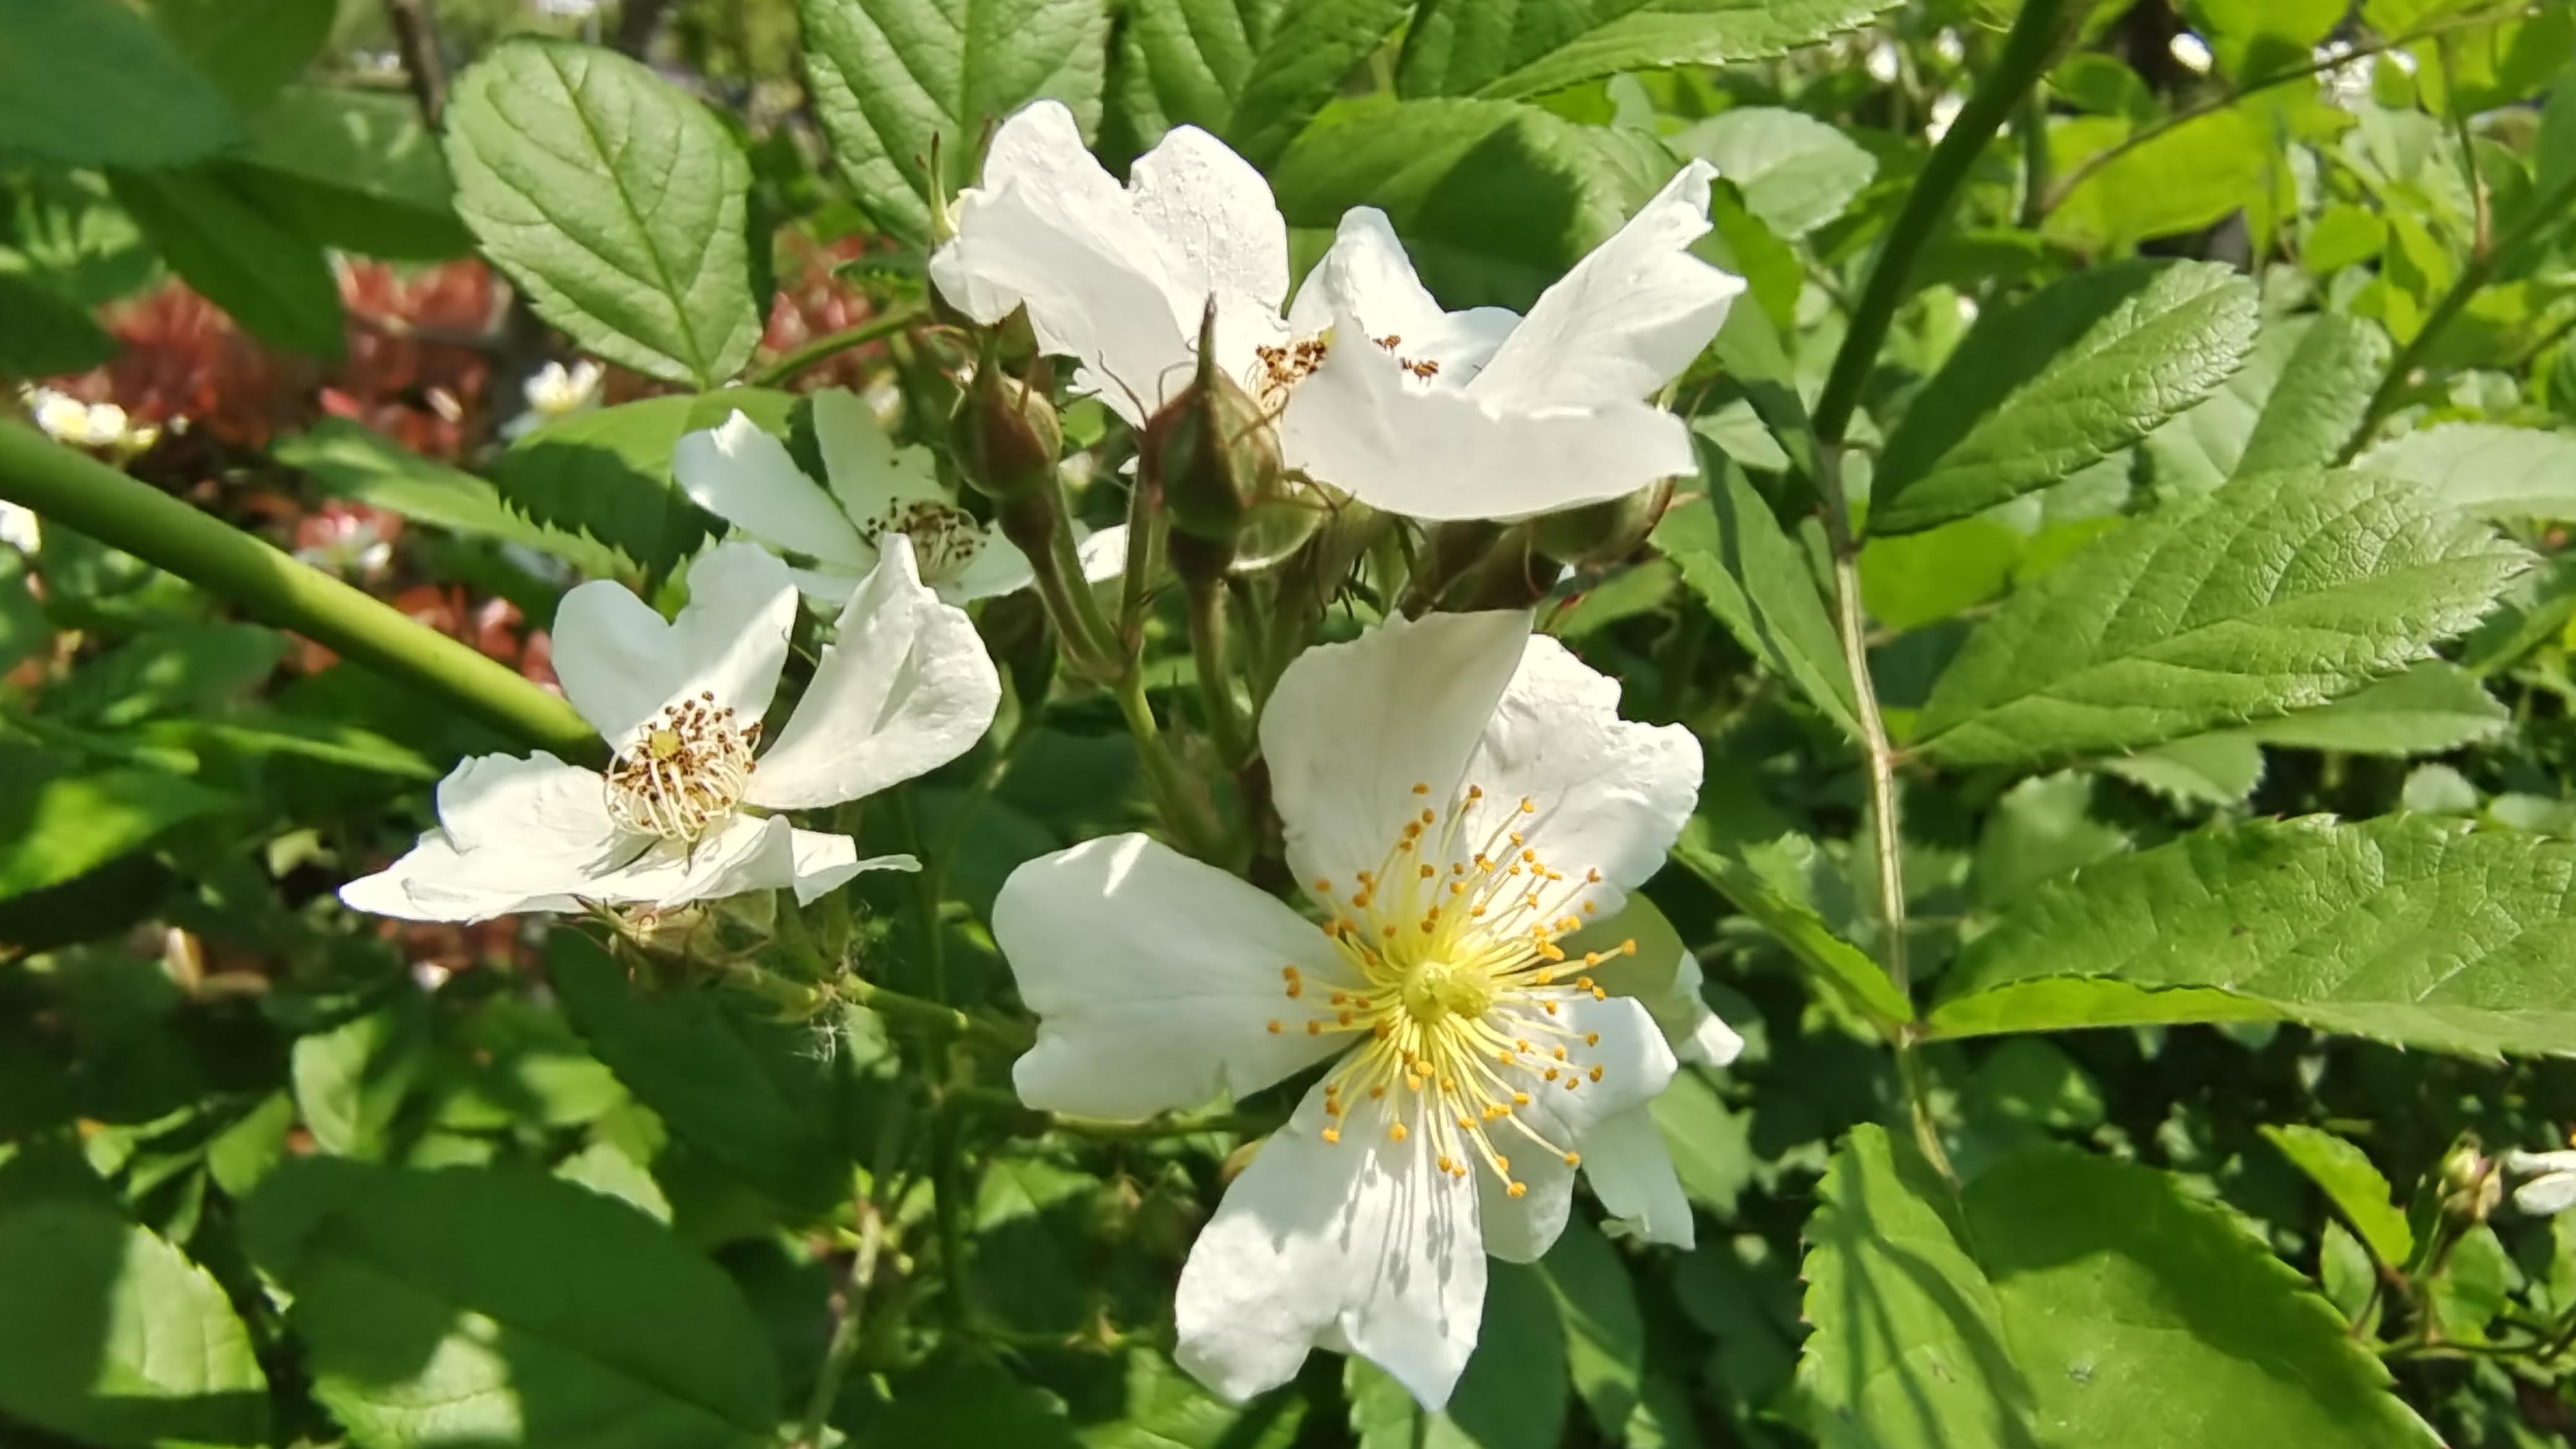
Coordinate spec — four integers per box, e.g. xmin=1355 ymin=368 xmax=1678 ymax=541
xmin=811 ymin=387 xmax=947 ymax=524
xmin=1280 ymin=329 xmax=1695 ymax=521
xmin=1666 ymin=954 xmax=1745 ymax=1067
xmin=1175 ymin=1081 xmax=1486 ymax=1409
xmin=1581 ymin=1105 xmax=1694 ymax=1248
xmin=2505 ymin=1148 xmax=2576 ymax=1177
xmin=1287 ymin=209 xmax=1518 ymax=380
xmin=742 ymin=536 xmax=1001 ymax=809
xmin=1469 ymin=161 xmax=1744 ymax=413
xmin=1259 ymin=610 xmax=1531 ymax=900
xmin=1074 ymin=521 xmax=1130 ymax=583
xmin=994 ymin=833 xmax=1362 ymax=1119
xmin=1126 ymin=123 xmax=1292 ymax=374
xmin=790 ymin=565 xmax=866 ymax=606
xmin=340 ymin=753 xmax=625 ymax=921
xmin=583 ymin=812 xmax=799 ymax=909
xmin=1473 ymin=991 xmax=1677 ymax=1263
xmin=929 ymin=102 xmax=1196 ymax=425
xmin=672 ymin=411 xmax=871 ymax=567
xmin=939 ymin=531 xmax=1038 ymax=603
xmin=788 ymin=829 xmax=916 ymax=903
xmin=1450 ymin=632 xmax=1700 ymax=936
xmin=2518 ymin=1173 xmax=2576 ymax=1217
xmin=551 ymin=543 xmax=799 ymax=744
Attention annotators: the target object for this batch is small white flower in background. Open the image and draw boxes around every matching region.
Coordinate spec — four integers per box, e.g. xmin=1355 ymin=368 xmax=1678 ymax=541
xmin=2169 ymin=31 xmax=2214 ymax=74
xmin=1864 ymin=40 xmax=1900 ymax=84
xmin=675 ymin=386 xmax=1125 ymax=606
xmin=931 ymin=100 xmax=1743 ymax=524
xmin=2318 ymin=43 xmax=2405 ymax=110
xmin=24 ymin=386 xmax=158 ymax=454
xmin=341 ymin=539 xmax=1000 ymax=921
xmin=1934 ymin=28 xmax=1965 ymax=64
xmin=0 ymin=502 xmax=38 ymax=556
xmin=991 ymin=609 xmax=1716 ymax=1408
xmin=503 ymin=359 xmax=606 ymax=440
xmin=1927 ymin=92 xmax=1967 ymax=141
xmin=2504 ymin=1147 xmax=2576 ymax=1215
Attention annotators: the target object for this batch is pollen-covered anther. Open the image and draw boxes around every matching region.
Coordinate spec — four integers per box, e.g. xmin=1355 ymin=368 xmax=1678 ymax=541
xmin=604 ymin=695 xmax=760 ymax=842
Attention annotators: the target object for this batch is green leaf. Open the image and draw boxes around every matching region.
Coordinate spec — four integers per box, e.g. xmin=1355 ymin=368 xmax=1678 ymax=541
xmin=1396 ymin=0 xmax=1899 ymax=100
xmin=0 ymin=744 xmax=232 ymax=903
xmin=2356 ymin=422 xmax=2576 ymax=522
xmin=547 ymin=931 xmax=846 ymax=1208
xmin=2240 ymin=661 xmax=2508 ymax=756
xmin=1668 ymin=107 xmax=1874 ymax=237
xmin=0 ymin=1198 xmax=270 ymax=1449
xmin=1538 ymin=1217 xmax=1646 ymax=1445
xmin=1669 ymin=812 xmax=1912 ymax=1025
xmin=1801 ymin=1127 xmax=2441 ymax=1449
xmin=0 ymin=272 xmax=117 ymax=377
xmin=291 ymin=996 xmax=429 ymax=1160
xmin=2097 ymin=732 xmax=2266 ymax=809
xmin=2045 ymin=107 xmax=2286 ymax=255
xmin=245 ymin=1157 xmax=778 ymax=1449
xmin=152 ymin=0 xmax=333 ymax=112
xmin=446 ymin=38 xmax=762 ymax=388
xmin=107 ymin=165 xmax=344 ymax=357
xmin=1075 ymin=1349 xmax=1307 ymax=1449
xmin=54 ymin=622 xmax=285 ymax=728
xmin=494 ymin=390 xmax=797 ymax=581
xmin=1973 ymin=772 xmax=2131 ymax=908
xmin=1271 ymin=97 xmax=1673 ymax=310
xmin=0 ymin=0 xmax=242 ymax=168
xmin=2261 ymin=1125 xmax=2414 ymax=1269
xmin=2304 ymin=202 xmax=2388 ymax=276
xmin=1912 ymin=469 xmax=2527 ymax=768
xmin=233 ymin=87 xmax=471 ymax=262
xmin=2148 ymin=314 xmax=2390 ymax=494
xmin=801 ymin=0 xmax=1112 ymax=246
xmin=1928 ymin=814 xmax=2576 ymax=1058
xmin=1654 ymin=456 xmax=1860 ymax=739
xmin=1798 ymin=1125 xmax=2034 ymax=1447
xmin=1346 ymin=1262 xmax=1567 ymax=1449
xmin=1871 ymin=261 xmax=2260 ymax=537
xmin=1102 ymin=0 xmax=1412 ymax=167
xmin=275 ymin=417 xmax=624 ymax=574
xmin=1651 ymin=1066 xmax=1754 ymax=1217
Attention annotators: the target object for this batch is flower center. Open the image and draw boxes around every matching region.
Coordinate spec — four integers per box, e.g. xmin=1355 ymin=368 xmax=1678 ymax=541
xmin=862 ymin=498 xmax=986 ymax=584
xmin=1249 ymin=331 xmax=1439 ymax=411
xmin=603 ymin=691 xmax=760 ymax=842
xmin=1261 ymin=780 xmax=1637 ymax=1199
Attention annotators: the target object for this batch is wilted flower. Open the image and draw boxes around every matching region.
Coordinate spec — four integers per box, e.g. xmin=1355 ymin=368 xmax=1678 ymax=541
xmin=991 ymin=609 xmax=1713 ymax=1408
xmin=676 ymin=388 xmax=1123 ymax=604
xmin=341 ymin=540 xmax=998 ymax=920
xmin=930 ymin=101 xmax=1743 ymax=523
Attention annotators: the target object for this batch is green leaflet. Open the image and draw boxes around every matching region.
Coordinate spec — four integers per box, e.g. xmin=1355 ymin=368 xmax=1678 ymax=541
xmin=492 ymin=390 xmax=799 ymax=583
xmin=1396 ymin=0 xmax=1898 ymax=101
xmin=1100 ymin=0 xmax=1412 ymax=166
xmin=2143 ymin=313 xmax=2390 ymax=494
xmin=2261 ymin=1124 xmax=2415 ymax=1269
xmin=0 ymin=271 xmax=117 ymax=377
xmin=0 ymin=0 xmax=241 ymax=168
xmin=801 ymin=0 xmax=1110 ymax=246
xmin=1538 ymin=1217 xmax=1648 ymax=1445
xmin=0 ymin=1198 xmax=271 ymax=1448
xmin=2240 ymin=660 xmax=2509 ymax=756
xmin=1871 ymin=261 xmax=2260 ymax=537
xmin=1928 ymin=814 xmax=2576 ymax=1058
xmin=1668 ymin=106 xmax=1876 ymax=237
xmin=0 ymin=743 xmax=233 ymax=903
xmin=2356 ymin=422 xmax=2576 ymax=522
xmin=1653 ymin=455 xmax=1861 ymax=741
xmin=274 ymin=417 xmax=626 ymax=576
xmin=245 ymin=1157 xmax=779 ymax=1449
xmin=234 ymin=87 xmax=472 ymax=263
xmin=1346 ymin=1263 xmax=1568 ymax=1449
xmin=445 ymin=38 xmax=763 ymax=388
xmin=1801 ymin=1128 xmax=2440 ymax=1449
xmin=108 ymin=166 xmax=345 ymax=358
xmin=151 ymin=0 xmax=334 ymax=112
xmin=1913 ymin=468 xmax=2527 ymax=768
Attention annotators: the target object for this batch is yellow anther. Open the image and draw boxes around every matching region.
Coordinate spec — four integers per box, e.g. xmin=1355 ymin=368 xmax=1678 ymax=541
xmin=1339 ymin=1009 xmax=1356 ymax=1026
xmin=1306 ymin=1020 xmax=1323 ymax=1036
xmin=1515 ymin=1038 xmax=1531 ymax=1052
xmin=1520 ymin=798 xmax=1536 ymax=814
xmin=1468 ymin=785 xmax=1484 ymax=799
xmin=1588 ymin=1064 xmax=1604 ymax=1082
xmin=1585 ymin=1032 xmax=1600 ymax=1046
xmin=1521 ymin=849 xmax=1537 ymax=863
xmin=1285 ymin=980 xmax=1303 ymax=999
xmin=1420 ymin=808 xmax=1435 ymax=825
xmin=1563 ymin=1152 xmax=1582 ymax=1167
xmin=1405 ymin=1074 xmax=1423 ymax=1092
xmin=1456 ymin=1116 xmax=1474 ymax=1131
xmin=1438 ymin=1155 xmax=1455 ymax=1173
xmin=1495 ymin=1155 xmax=1511 ymax=1172
xmin=1331 ymin=991 xmax=1349 ymax=1006
xmin=1556 ymin=916 xmax=1580 ymax=933
xmin=1553 ymin=1046 xmax=1568 ymax=1061
xmin=1583 ymin=952 xmax=1601 ymax=967
xmin=1577 ymin=976 xmax=1595 ymax=991
xmin=1507 ymin=1180 xmax=1529 ymax=1198
xmin=1419 ymin=863 xmax=1437 ymax=879
xmin=1382 ymin=924 xmax=1398 ymax=939
xmin=1412 ymin=781 xmax=1431 ymax=795
xmin=1536 ymin=970 xmax=1556 ymax=986
xmin=1266 ymin=1020 xmax=1282 ymax=1034
xmin=1543 ymin=1001 xmax=1559 ymax=1016
xmin=1512 ymin=1091 xmax=1531 ymax=1106
xmin=1544 ymin=1068 xmax=1560 ymax=1082
xmin=1441 ymin=1076 xmax=1456 ymax=1090
xmin=1357 ymin=871 xmax=1375 ymax=885
xmin=1452 ymin=862 xmax=1467 ymax=875
xmin=1321 ymin=1127 xmax=1341 ymax=1144
xmin=1564 ymin=1077 xmax=1580 ymax=1092
xmin=1326 ymin=1099 xmax=1342 ymax=1116
xmin=1315 ymin=878 xmax=1333 ymax=893
xmin=1390 ymin=1122 xmax=1409 ymax=1142
xmin=1586 ymin=868 xmax=1603 ymax=884
xmin=1621 ymin=939 xmax=1638 ymax=955
xmin=1369 ymin=1084 xmax=1387 ymax=1099
xmin=1497 ymin=1050 xmax=1515 ymax=1066
xmin=1591 ymin=987 xmax=1607 ymax=1001
xmin=1582 ymin=902 xmax=1598 ymax=915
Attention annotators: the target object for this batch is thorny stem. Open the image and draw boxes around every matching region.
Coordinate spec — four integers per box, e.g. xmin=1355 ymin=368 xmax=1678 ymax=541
xmin=749 ymin=308 xmax=921 ymax=389
xmin=0 ymin=423 xmax=599 ymax=760
xmin=1814 ymin=0 xmax=2071 ymax=448
xmin=2037 ymin=4 xmax=2542 ymax=217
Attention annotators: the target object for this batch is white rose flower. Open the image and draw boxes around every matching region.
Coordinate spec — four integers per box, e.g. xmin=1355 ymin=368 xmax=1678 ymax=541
xmin=990 ymin=609 xmax=1715 ymax=1408
xmin=341 ymin=538 xmax=999 ymax=921
xmin=674 ymin=388 xmax=1125 ymax=606
xmin=2504 ymin=1148 xmax=2576 ymax=1216
xmin=503 ymin=359 xmax=606 ymax=440
xmin=929 ymin=101 xmax=1744 ymax=524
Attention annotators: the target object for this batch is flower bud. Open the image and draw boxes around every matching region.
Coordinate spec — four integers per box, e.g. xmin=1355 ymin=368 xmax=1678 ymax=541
xmin=1143 ymin=300 xmax=1281 ymax=547
xmin=1533 ymin=477 xmax=1676 ymax=569
xmin=951 ymin=353 xmax=1061 ymax=502
xmin=2439 ymin=1141 xmax=2500 ymax=1225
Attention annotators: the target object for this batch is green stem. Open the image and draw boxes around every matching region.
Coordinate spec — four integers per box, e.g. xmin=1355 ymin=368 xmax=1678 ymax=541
xmin=1185 ymin=576 xmax=1251 ymax=767
xmin=749 ymin=308 xmax=921 ymax=389
xmin=2015 ymin=89 xmax=2052 ymax=231
xmin=2344 ymin=165 xmax=2576 ymax=457
xmin=1111 ymin=671 xmax=1224 ymax=858
xmin=0 ymin=422 xmax=597 ymax=760
xmin=1118 ymin=470 xmax=1164 ymax=658
xmin=887 ymin=786 xmax=947 ymax=1003
xmin=792 ymin=1193 xmax=881 ymax=1448
xmin=843 ymin=973 xmax=1030 ymax=1055
xmin=1813 ymin=0 xmax=2071 ymax=449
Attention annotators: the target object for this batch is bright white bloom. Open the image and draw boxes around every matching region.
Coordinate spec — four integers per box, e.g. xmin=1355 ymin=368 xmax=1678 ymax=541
xmin=25 ymin=387 xmax=157 ymax=453
xmin=2504 ymin=1149 xmax=2576 ymax=1215
xmin=992 ymin=610 xmax=1712 ymax=1408
xmin=341 ymin=539 xmax=998 ymax=921
xmin=2169 ymin=31 xmax=2214 ymax=74
xmin=0 ymin=502 xmax=37 ymax=555
xmin=503 ymin=359 xmax=606 ymax=440
xmin=930 ymin=102 xmax=1743 ymax=523
xmin=1927 ymin=93 xmax=1967 ymax=141
xmin=1933 ymin=28 xmax=1965 ymax=64
xmin=1864 ymin=40 xmax=1900 ymax=84
xmin=675 ymin=388 xmax=1124 ymax=606
xmin=2317 ymin=43 xmax=2401 ymax=110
